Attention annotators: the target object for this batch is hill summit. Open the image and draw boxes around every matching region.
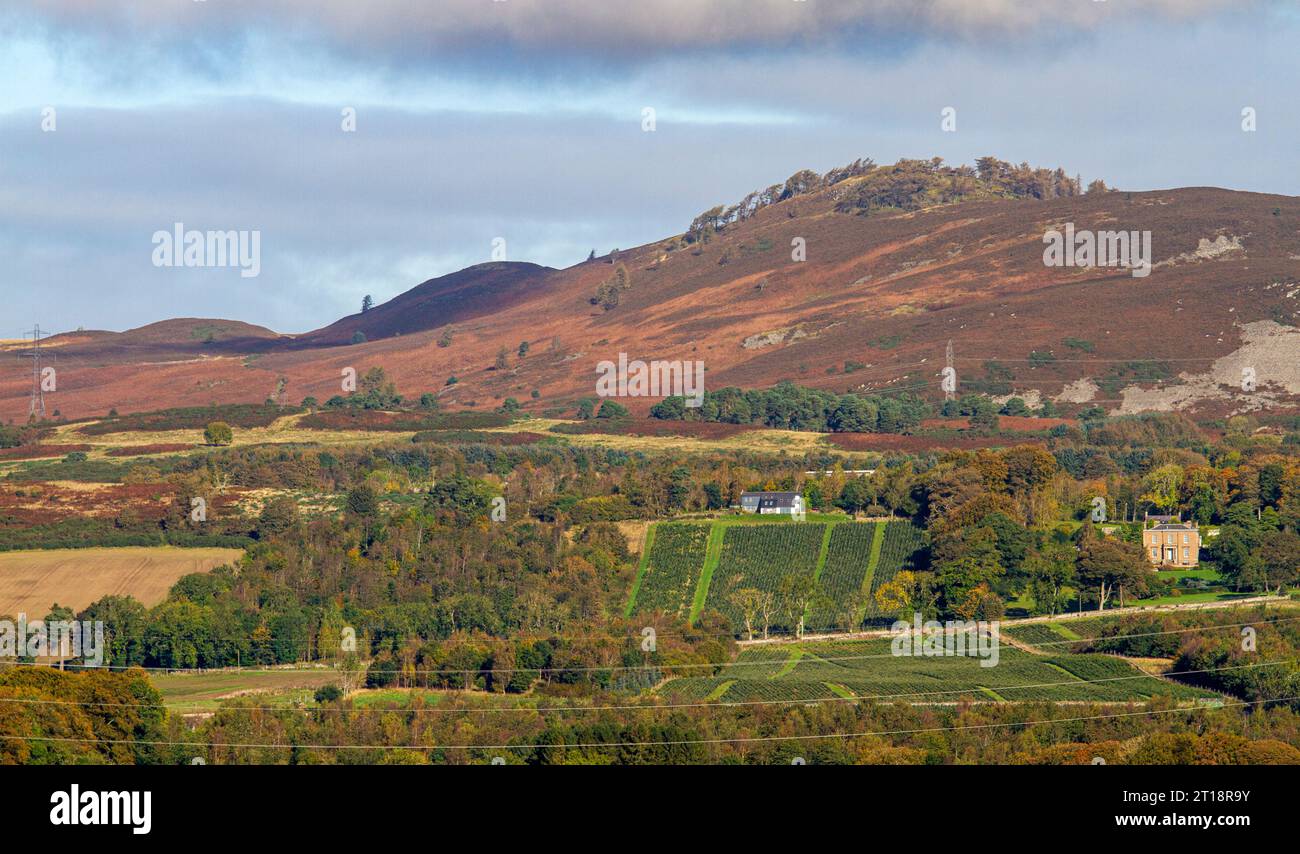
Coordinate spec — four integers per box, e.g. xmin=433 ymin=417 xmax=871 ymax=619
xmin=4 ymin=156 xmax=1298 ymax=420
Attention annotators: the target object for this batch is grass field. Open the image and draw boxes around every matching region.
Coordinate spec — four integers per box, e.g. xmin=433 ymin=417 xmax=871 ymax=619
xmin=659 ymin=637 xmax=1217 ymax=704
xmin=0 ymin=546 xmax=243 ymax=616
xmin=691 ymin=522 xmax=727 ymax=623
xmin=497 ymin=418 xmax=834 ymax=456
xmin=150 ymin=668 xmax=339 ymax=713
xmin=34 ymin=412 xmax=850 ymax=464
xmin=1135 ymin=591 xmax=1260 ymax=606
xmin=48 ymin=413 xmax=415 ymax=456
xmin=1006 ymin=565 xmax=1246 ymax=615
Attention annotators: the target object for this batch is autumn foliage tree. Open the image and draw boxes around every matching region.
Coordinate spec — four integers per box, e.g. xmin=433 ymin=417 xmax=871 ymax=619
xmin=1076 ymin=536 xmax=1150 ymax=610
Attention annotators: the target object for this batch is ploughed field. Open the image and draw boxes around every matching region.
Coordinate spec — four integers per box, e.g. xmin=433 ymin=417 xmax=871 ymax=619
xmin=658 ymin=638 xmax=1218 ymax=704
xmin=0 ymin=546 xmax=243 ymax=616
xmin=627 ymin=517 xmax=925 ymax=633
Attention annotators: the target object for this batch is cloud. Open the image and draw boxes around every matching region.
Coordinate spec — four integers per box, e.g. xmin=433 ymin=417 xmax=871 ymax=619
xmin=1 ymin=1 xmax=1293 ymax=336
xmin=0 ymin=101 xmax=852 ymax=334
xmin=3 ymin=0 xmax=1257 ymax=71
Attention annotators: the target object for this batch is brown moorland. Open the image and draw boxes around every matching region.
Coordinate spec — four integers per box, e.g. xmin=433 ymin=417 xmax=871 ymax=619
xmin=4 ymin=163 xmax=1298 ymax=422
xmin=0 ymin=444 xmax=93 ymax=460
xmin=0 ymin=482 xmax=244 ymax=526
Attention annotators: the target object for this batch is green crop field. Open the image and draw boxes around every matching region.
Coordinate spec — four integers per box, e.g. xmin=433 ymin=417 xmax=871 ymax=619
xmin=659 ymin=637 xmax=1217 ymax=704
xmin=703 ymin=523 xmax=827 ymax=630
xmin=626 ymin=517 xmax=926 ymax=635
xmin=626 ymin=523 xmax=710 ymax=618
xmin=806 ymin=522 xmax=879 ymax=632
xmin=862 ymin=521 xmax=927 ymax=622
xmin=1005 ymin=622 xmax=1085 ymax=650
xmin=1052 ymin=616 xmax=1123 ymax=640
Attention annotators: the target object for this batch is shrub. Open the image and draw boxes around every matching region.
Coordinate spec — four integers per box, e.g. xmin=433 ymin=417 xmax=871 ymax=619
xmin=314 ymin=684 xmax=343 ymax=704
xmin=346 ymin=485 xmax=379 ymax=516
xmin=1000 ymin=397 xmax=1030 ymax=416
xmin=257 ymin=496 xmax=300 ymax=537
xmin=203 ymin=422 xmax=234 ymax=446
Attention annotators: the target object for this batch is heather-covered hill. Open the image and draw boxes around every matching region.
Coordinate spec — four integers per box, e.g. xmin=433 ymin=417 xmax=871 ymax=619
xmin=2 ymin=319 xmax=282 ymax=355
xmin=3 ymin=157 xmax=1298 ymax=420
xmin=293 ymin=261 xmax=558 ymax=347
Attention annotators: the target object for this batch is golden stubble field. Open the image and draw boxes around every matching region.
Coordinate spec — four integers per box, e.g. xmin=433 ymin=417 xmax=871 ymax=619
xmin=37 ymin=412 xmax=837 ymax=460
xmin=0 ymin=546 xmax=244 ymax=617
xmin=46 ymin=413 xmax=408 ymax=456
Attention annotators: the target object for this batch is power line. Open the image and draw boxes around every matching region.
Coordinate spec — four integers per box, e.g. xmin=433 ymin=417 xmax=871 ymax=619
xmin=0 ymin=659 xmax=1283 ymax=716
xmin=8 ymin=607 xmax=1293 ymax=653
xmin=956 ymin=356 xmax=1216 ymax=364
xmin=19 ymin=324 xmax=50 ymax=419
xmin=7 ymin=614 xmax=1294 ymax=676
xmin=3 ymin=694 xmax=1294 ymax=754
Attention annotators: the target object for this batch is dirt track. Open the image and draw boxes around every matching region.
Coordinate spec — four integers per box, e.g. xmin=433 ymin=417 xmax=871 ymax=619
xmin=736 ymin=594 xmax=1293 ymax=647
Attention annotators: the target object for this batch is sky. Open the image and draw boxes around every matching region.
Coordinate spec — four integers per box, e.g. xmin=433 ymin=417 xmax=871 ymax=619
xmin=1 ymin=0 xmax=1296 ymax=335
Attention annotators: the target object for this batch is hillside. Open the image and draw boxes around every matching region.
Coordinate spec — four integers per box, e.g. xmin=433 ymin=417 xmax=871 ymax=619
xmin=4 ymin=157 xmax=1299 ymax=420
xmin=293 ymin=262 xmax=558 ymax=347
